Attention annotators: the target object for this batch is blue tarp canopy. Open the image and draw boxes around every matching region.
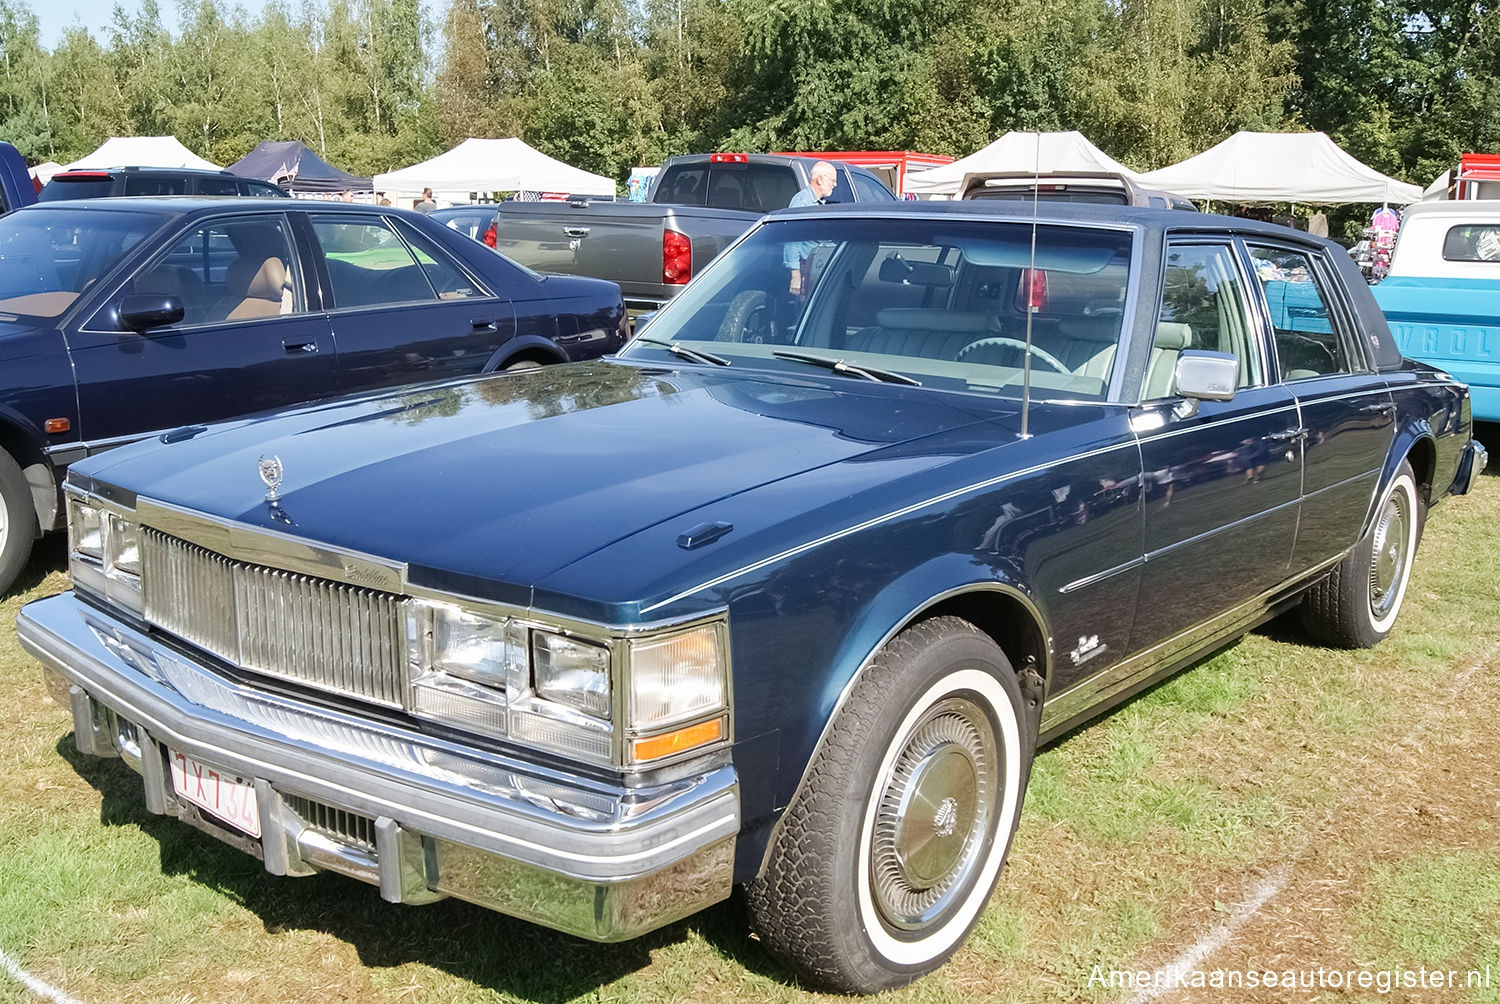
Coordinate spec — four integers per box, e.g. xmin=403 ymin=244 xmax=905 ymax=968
xmin=227 ymin=141 xmax=372 ymax=194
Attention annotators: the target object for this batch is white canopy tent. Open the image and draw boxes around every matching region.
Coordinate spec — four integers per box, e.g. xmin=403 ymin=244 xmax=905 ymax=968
xmin=904 ymin=131 xmax=1145 ymax=197
xmin=373 ymin=138 xmax=616 ymax=201
xmin=28 ymin=161 xmax=63 ymax=185
xmin=1138 ymin=132 xmax=1422 ymax=204
xmin=66 ymin=136 xmax=220 ymax=171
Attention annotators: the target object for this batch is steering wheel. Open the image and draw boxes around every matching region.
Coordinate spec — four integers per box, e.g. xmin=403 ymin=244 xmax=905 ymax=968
xmin=956 ymin=336 xmax=1069 ymax=374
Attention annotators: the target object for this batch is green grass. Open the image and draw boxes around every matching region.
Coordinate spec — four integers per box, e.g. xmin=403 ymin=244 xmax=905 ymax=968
xmin=2 ymin=471 xmax=1499 ymax=1001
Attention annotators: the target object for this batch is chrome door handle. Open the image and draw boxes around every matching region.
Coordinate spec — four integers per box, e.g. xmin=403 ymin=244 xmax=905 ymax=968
xmin=1359 ymin=402 xmax=1395 ymax=416
xmin=1264 ymin=427 xmax=1307 ymax=444
xmin=282 ymin=339 xmax=318 ymax=354
xmin=562 ymin=226 xmax=590 ymax=238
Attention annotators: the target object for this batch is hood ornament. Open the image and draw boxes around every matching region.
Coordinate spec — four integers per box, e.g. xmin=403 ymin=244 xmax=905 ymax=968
xmin=258 ymin=454 xmax=285 ymax=502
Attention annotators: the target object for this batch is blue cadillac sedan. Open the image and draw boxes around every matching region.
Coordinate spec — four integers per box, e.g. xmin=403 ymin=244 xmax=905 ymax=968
xmin=19 ymin=202 xmax=1485 ymax=993
xmin=0 ymin=198 xmax=627 ymax=594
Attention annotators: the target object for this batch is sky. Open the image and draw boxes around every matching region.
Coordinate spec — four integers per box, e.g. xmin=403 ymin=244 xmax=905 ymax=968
xmin=34 ymin=0 xmax=179 ymax=48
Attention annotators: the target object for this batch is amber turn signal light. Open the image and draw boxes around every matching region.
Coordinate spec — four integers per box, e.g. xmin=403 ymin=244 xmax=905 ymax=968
xmin=630 ymin=716 xmax=726 ymax=763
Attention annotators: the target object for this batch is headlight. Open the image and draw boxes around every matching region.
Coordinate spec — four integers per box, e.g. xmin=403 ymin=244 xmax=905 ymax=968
xmin=627 ymin=625 xmax=725 ymax=728
xmin=68 ymin=497 xmax=141 ymax=614
xmin=407 ymin=601 xmax=523 ymax=736
xmin=532 ymin=633 xmax=610 ymax=718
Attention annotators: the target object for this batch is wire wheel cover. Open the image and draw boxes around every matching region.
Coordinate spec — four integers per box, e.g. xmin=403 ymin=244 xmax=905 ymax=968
xmin=1368 ymin=487 xmax=1409 ymax=619
xmin=869 ymin=696 xmax=999 ymax=931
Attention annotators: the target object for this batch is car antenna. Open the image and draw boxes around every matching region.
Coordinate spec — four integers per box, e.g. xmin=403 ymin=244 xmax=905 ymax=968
xmin=1019 ymin=131 xmax=1040 ymax=440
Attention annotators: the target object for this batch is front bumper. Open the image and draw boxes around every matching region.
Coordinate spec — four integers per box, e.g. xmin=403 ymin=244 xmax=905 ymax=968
xmin=18 ymin=592 xmax=739 ymax=942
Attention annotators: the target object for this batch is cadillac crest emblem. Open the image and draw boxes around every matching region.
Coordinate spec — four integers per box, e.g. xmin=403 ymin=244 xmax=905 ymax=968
xmin=257 ymin=454 xmax=285 ymax=501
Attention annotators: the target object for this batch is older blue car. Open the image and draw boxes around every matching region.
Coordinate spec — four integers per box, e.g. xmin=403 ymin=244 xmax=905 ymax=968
xmin=19 ymin=202 xmax=1484 ymax=993
xmin=0 ymin=198 xmax=626 ymax=595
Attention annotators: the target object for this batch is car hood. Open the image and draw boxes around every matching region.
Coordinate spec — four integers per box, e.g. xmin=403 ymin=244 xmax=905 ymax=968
xmin=79 ymin=361 xmax=1021 ymax=609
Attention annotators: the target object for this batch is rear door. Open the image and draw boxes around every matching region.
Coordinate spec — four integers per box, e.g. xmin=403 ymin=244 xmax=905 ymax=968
xmin=1245 ymin=242 xmax=1395 ymax=574
xmin=303 ymin=212 xmax=516 ymax=392
xmin=68 ymin=211 xmax=337 ymax=446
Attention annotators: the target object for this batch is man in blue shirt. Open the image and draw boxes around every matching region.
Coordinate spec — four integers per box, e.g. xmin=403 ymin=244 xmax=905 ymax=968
xmin=786 ymin=162 xmax=838 ymax=295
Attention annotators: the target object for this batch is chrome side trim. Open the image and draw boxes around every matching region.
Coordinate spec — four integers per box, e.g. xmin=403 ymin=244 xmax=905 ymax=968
xmin=1060 ymin=556 xmax=1144 ymax=595
xmin=1038 ymin=553 xmax=1342 ymax=736
xmin=1142 ymin=495 xmax=1301 ymax=563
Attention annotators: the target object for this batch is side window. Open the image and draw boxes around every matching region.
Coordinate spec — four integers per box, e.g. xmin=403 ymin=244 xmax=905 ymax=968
xmin=312 ymin=215 xmax=438 ymax=308
xmin=246 ymin=181 xmax=285 ymax=198
xmin=130 ymin=216 xmax=300 ymax=325
xmin=123 ymin=175 xmax=185 ymax=196
xmin=850 ymin=171 xmax=893 ymax=203
xmin=1247 ymin=244 xmax=1360 ymax=379
xmin=392 ymin=219 xmax=487 ymax=300
xmin=1158 ymin=244 xmax=1262 ymax=396
xmin=196 ymin=177 xmax=240 ymax=197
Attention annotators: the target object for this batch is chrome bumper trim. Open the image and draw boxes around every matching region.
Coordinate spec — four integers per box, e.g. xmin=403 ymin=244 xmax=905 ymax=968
xmin=19 ymin=593 xmax=739 ymax=940
xmin=1455 ymin=438 xmax=1488 ymax=496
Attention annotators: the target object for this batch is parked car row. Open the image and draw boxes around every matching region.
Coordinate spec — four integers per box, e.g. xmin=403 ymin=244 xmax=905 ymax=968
xmin=0 ymin=196 xmax=627 ymax=594
xmin=16 ymin=197 xmax=1485 ymax=993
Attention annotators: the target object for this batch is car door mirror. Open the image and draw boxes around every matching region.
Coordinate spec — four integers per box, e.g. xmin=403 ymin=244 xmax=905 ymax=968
xmin=119 ymin=294 xmax=185 ymax=332
xmin=633 ymin=311 xmax=657 ymax=336
xmin=1171 ymin=350 xmax=1238 ymax=418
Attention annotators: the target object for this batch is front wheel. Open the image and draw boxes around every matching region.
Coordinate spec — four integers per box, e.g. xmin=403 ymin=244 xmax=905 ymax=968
xmin=1300 ymin=461 xmax=1422 ymax=648
xmin=0 ymin=450 xmax=38 ymax=597
xmin=745 ymin=616 xmax=1031 ymax=993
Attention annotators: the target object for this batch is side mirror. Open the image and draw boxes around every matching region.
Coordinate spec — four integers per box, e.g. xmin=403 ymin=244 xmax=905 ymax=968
xmin=1171 ymin=350 xmax=1238 ymax=419
xmin=632 ymin=311 xmax=657 ymax=337
xmin=119 ymin=294 xmax=184 ymax=332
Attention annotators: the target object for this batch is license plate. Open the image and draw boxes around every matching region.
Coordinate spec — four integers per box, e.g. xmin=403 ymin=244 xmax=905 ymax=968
xmin=168 ymin=749 xmax=261 ymax=838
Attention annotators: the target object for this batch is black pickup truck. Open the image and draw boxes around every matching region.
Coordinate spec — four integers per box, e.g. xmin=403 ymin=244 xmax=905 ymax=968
xmin=492 ymin=153 xmax=897 ymax=312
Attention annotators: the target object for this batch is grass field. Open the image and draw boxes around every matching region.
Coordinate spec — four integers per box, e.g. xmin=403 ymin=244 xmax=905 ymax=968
xmin=2 ymin=460 xmax=1497 ymax=1003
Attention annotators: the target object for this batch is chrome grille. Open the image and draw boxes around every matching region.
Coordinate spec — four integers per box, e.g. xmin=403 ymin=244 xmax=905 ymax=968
xmin=142 ymin=529 xmax=406 ymax=707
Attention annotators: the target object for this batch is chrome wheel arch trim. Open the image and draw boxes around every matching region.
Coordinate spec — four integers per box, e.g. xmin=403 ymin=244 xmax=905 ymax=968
xmin=749 ymin=580 xmax=1050 ymax=881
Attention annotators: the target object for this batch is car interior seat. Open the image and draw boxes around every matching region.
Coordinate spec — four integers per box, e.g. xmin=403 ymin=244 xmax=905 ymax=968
xmin=218 ymin=256 xmax=291 ymax=320
xmin=1144 ymin=322 xmax=1193 ymax=399
xmin=133 ymin=265 xmax=205 ymax=323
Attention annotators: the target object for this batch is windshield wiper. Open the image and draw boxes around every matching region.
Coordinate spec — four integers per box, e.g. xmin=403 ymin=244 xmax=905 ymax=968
xmin=771 ymin=350 xmax=921 ymax=386
xmin=633 ymin=336 xmax=730 ymax=366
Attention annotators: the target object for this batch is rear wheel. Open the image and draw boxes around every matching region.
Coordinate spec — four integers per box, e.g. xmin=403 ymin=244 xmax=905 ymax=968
xmin=0 ymin=450 xmax=37 ymax=596
xmin=745 ymin=616 xmax=1030 ymax=993
xmin=1301 ymin=461 xmax=1421 ymax=648
xmin=716 ymin=290 xmax=773 ymax=343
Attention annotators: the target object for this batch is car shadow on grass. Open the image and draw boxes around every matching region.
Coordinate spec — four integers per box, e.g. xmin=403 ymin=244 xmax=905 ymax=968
xmin=58 ymin=737 xmax=799 ymax=999
xmin=1 ymin=533 xmax=67 ymax=602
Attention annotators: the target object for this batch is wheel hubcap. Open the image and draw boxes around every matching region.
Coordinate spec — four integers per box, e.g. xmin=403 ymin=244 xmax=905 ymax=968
xmin=870 ymin=697 xmax=997 ymax=931
xmin=1368 ymin=489 xmax=1409 ymax=618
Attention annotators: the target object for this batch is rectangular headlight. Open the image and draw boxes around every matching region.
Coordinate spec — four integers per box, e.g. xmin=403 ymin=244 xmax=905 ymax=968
xmin=627 ymin=624 xmax=726 ymax=730
xmin=71 ymin=500 xmax=104 ymax=559
xmin=106 ymin=514 xmax=140 ymax=577
xmin=422 ymin=602 xmax=512 ymax=690
xmin=68 ymin=498 xmax=141 ymax=614
xmin=532 ymin=632 xmax=611 ymax=718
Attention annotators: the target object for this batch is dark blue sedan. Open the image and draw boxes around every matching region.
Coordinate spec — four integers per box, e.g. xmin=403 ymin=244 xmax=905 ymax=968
xmin=0 ymin=198 xmax=626 ymax=592
xmin=17 ymin=202 xmax=1485 ymax=994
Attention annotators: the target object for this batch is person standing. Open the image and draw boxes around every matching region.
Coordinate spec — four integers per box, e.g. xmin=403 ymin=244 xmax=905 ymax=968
xmin=415 ymin=187 xmax=437 ymax=213
xmin=785 ymin=162 xmax=837 ymax=295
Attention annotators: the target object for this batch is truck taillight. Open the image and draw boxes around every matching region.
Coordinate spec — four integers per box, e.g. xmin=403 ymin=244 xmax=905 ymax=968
xmin=1019 ymin=268 xmax=1048 ymax=312
xmin=663 ymin=229 xmax=692 ymax=285
xmin=709 ymin=153 xmax=748 ymax=164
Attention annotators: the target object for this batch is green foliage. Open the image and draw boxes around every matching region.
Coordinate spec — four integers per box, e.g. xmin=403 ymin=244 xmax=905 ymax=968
xmin=1 ymin=0 xmax=1492 ymax=189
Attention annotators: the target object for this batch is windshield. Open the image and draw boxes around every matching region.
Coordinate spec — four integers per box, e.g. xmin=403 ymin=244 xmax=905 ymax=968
xmin=0 ymin=209 xmax=163 ymax=318
xmin=621 ymin=217 xmax=1134 ymax=401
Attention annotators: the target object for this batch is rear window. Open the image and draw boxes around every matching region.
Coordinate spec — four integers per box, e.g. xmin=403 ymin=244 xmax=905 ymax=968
xmin=39 ymin=175 xmax=114 ymax=201
xmin=1441 ymin=224 xmax=1500 ymax=262
xmin=0 ymin=208 xmax=162 ymax=317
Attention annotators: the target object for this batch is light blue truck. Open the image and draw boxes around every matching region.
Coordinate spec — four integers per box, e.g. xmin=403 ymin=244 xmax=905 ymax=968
xmin=1374 ymin=200 xmax=1500 ymax=421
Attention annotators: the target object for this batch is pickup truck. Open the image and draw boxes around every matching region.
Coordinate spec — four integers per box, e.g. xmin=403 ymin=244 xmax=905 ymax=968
xmin=21 ymin=201 xmax=1484 ymax=993
xmin=492 ymin=153 xmax=897 ymax=312
xmin=1373 ymin=199 xmax=1500 ymax=420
